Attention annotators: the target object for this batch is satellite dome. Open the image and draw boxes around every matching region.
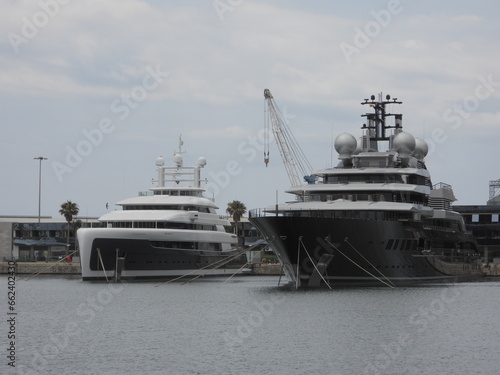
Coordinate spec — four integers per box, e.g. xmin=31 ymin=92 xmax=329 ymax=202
xmin=411 ymin=137 xmax=429 ymax=160
xmin=334 ymin=133 xmax=357 ymax=159
xmin=155 ymin=156 xmax=165 ymax=166
xmin=173 ymin=153 xmax=183 ymax=167
xmin=198 ymin=157 xmax=207 ymax=167
xmin=392 ymin=132 xmax=416 ymax=156
xmin=353 ymin=138 xmax=362 ymax=155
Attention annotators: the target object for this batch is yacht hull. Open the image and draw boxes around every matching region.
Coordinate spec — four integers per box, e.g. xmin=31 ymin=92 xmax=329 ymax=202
xmin=78 ymin=228 xmax=247 ymax=281
xmin=250 ymin=215 xmax=483 ymax=287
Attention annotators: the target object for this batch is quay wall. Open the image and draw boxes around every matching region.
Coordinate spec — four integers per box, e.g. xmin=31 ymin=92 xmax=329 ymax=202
xmin=1 ymin=261 xmax=498 ymax=279
xmin=0 ymin=262 xmax=280 ymax=276
xmin=250 ymin=263 xmax=283 ymax=275
xmin=0 ymin=262 xmax=81 ymax=275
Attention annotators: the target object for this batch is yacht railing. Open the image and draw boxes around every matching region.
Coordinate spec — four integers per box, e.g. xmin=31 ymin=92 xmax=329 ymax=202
xmin=321 ymin=179 xmax=405 ymax=184
xmin=422 ymin=224 xmax=457 ymax=233
xmin=432 ymin=182 xmax=452 ymax=190
xmin=249 ymin=208 xmax=413 ymax=222
xmin=298 ymin=194 xmax=426 ymax=206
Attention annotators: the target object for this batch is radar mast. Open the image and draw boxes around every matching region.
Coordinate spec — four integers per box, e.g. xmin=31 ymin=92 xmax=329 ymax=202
xmin=360 ymin=93 xmax=403 ymax=151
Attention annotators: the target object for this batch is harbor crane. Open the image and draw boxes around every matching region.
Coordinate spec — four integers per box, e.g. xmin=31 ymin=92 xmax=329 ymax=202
xmin=263 ymin=89 xmax=316 ymax=187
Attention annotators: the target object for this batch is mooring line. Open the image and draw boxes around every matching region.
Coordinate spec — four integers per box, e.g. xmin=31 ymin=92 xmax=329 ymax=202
xmin=223 ymin=261 xmax=253 ymax=283
xmin=343 ymin=238 xmax=396 ymax=287
xmin=97 ymin=248 xmax=109 ymax=282
xmin=23 ymin=250 xmax=80 ymax=281
xmin=295 ymin=238 xmax=301 ymax=289
xmin=220 ymin=241 xmax=275 ymax=284
xmin=181 ymin=248 xmax=249 ymax=285
xmin=277 ymin=262 xmax=284 ymax=286
xmin=299 ymin=237 xmax=332 ymax=289
xmin=324 ymin=238 xmax=394 ymax=288
xmin=155 ymin=248 xmax=246 ymax=287
xmin=155 ymin=243 xmax=266 ymax=287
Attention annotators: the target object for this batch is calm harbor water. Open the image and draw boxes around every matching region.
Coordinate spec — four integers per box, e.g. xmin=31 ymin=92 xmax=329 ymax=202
xmin=3 ymin=275 xmax=500 ymax=375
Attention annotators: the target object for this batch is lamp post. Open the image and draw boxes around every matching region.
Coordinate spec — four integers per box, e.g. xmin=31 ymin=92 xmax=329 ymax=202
xmin=34 ymin=156 xmax=47 ymax=223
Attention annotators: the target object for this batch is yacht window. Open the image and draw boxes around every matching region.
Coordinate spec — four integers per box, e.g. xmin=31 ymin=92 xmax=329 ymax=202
xmin=327 ymin=176 xmax=339 ymax=184
xmin=492 ymin=214 xmax=499 ymax=223
xmin=472 ymin=214 xmax=479 ymax=223
xmin=405 ymin=240 xmax=413 ymax=251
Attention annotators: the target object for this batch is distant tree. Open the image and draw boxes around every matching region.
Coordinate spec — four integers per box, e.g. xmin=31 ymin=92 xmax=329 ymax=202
xmin=226 ymin=200 xmax=247 ymax=222
xmin=59 ymin=200 xmax=79 ymax=256
xmin=226 ymin=200 xmax=247 ymax=246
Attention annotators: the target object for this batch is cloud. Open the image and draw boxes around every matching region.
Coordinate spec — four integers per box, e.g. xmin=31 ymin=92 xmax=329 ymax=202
xmin=187 ymin=125 xmax=252 ymax=139
xmin=1 ymin=0 xmax=500 ymax=216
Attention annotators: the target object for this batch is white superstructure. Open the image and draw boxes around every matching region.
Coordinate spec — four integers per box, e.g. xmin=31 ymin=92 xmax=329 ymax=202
xmin=77 ymin=138 xmax=244 ymax=281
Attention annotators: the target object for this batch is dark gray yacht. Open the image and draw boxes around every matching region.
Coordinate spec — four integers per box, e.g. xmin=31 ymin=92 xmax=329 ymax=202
xmin=250 ymin=94 xmax=483 ymax=287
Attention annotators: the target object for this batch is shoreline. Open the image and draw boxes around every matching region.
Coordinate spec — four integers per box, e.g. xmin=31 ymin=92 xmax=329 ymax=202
xmin=3 ymin=262 xmax=497 ymax=280
xmin=0 ymin=261 xmax=81 ymax=275
xmin=0 ymin=262 xmax=283 ymax=277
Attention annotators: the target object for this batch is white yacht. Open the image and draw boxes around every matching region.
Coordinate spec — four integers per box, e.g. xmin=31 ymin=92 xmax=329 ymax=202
xmin=78 ymin=139 xmax=246 ymax=281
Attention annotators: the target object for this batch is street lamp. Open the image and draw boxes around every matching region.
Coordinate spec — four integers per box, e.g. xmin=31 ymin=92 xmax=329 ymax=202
xmin=34 ymin=156 xmax=47 ymax=223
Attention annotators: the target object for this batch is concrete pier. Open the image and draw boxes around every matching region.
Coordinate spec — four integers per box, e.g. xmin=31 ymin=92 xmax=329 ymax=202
xmin=249 ymin=263 xmax=283 ymax=275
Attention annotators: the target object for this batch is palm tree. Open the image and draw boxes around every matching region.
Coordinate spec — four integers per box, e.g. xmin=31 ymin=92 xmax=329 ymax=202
xmin=59 ymin=200 xmax=79 ymax=257
xmin=226 ymin=200 xmax=247 ymax=246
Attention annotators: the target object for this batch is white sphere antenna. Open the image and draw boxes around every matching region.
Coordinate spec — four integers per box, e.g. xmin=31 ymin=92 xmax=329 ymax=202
xmin=334 ymin=133 xmax=357 ymax=159
xmin=155 ymin=156 xmax=165 ymax=166
xmin=411 ymin=137 xmax=429 ymax=160
xmin=173 ymin=153 xmax=183 ymax=167
xmin=392 ymin=132 xmax=416 ymax=156
xmin=198 ymin=157 xmax=207 ymax=167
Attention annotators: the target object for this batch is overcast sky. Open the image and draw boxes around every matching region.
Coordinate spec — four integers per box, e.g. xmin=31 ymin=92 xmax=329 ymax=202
xmin=1 ymin=0 xmax=499 ymax=219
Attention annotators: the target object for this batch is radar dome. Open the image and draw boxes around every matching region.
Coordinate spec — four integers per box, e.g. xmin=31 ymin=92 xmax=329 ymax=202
xmin=353 ymin=138 xmax=362 ymax=155
xmin=392 ymin=132 xmax=416 ymax=156
xmin=155 ymin=156 xmax=165 ymax=166
xmin=411 ymin=137 xmax=429 ymax=160
xmin=173 ymin=153 xmax=183 ymax=167
xmin=334 ymin=133 xmax=357 ymax=159
xmin=198 ymin=157 xmax=207 ymax=167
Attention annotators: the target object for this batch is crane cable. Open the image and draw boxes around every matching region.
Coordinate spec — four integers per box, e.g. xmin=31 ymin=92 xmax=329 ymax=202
xmin=263 ymin=89 xmax=315 ymax=185
xmin=264 ymin=99 xmax=270 ymax=166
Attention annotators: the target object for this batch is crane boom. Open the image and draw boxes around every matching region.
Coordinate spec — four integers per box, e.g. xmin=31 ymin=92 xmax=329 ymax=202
xmin=263 ymin=89 xmax=315 ymax=187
